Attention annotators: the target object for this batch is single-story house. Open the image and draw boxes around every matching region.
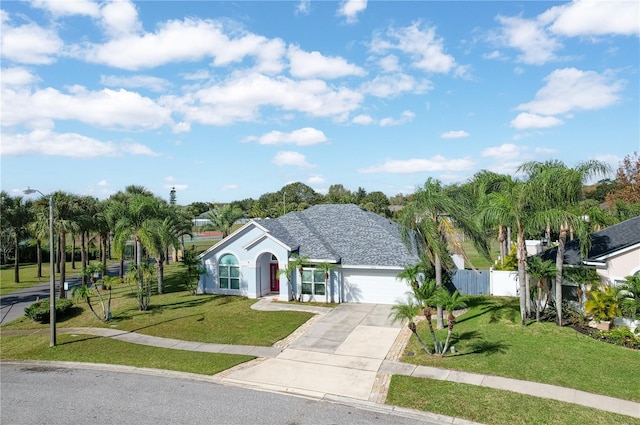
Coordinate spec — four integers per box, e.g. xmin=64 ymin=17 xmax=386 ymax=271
xmin=197 ymin=204 xmax=418 ymax=304
xmin=540 ymin=215 xmax=640 ymax=286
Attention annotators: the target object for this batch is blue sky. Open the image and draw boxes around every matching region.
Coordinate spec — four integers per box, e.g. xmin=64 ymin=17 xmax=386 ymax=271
xmin=2 ymin=0 xmax=638 ymax=205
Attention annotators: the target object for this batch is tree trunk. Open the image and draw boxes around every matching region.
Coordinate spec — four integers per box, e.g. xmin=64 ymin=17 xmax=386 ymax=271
xmin=408 ymin=322 xmax=432 ymax=355
xmin=555 ymin=225 xmax=567 ymax=326
xmin=517 ymin=226 xmax=527 ymax=326
xmin=101 ymin=234 xmax=108 ymax=273
xmin=525 ymin=270 xmax=531 ymax=317
xmin=157 ymin=255 xmax=164 ymax=294
xmin=80 ymin=232 xmax=87 ymax=284
xmin=424 ymin=308 xmax=439 ymax=354
xmin=71 ymin=234 xmax=76 ymax=270
xmin=119 ymin=258 xmax=124 ymax=281
xmin=56 ymin=236 xmax=61 ymax=273
xmin=536 ymin=281 xmax=542 ymax=322
xmin=59 ymin=232 xmax=67 ymax=299
xmin=498 ymin=224 xmax=505 ymax=265
xmin=441 ymin=318 xmax=455 ymax=357
xmin=435 ymin=253 xmax=444 ymax=329
xmin=36 ymin=239 xmax=42 ymax=278
xmin=13 ymin=234 xmax=20 ymax=283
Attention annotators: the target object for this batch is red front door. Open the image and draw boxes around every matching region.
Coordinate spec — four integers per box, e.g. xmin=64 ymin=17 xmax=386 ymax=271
xmin=270 ymin=263 xmax=280 ymax=292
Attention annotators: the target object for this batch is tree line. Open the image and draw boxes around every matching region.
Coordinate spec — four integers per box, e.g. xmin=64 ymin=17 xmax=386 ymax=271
xmin=2 ymin=153 xmax=638 ymax=315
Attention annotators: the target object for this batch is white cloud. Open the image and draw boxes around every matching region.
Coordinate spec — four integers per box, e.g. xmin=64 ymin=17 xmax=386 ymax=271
xmin=0 ymin=16 xmax=63 ymax=65
xmin=31 ymin=0 xmax=101 ymax=18
xmin=170 ymin=71 xmax=363 ymax=125
xmin=222 ymin=184 xmax=239 ymax=191
xmin=352 ymin=114 xmax=374 ymax=125
xmin=100 ymin=74 xmax=171 ymax=92
xmin=251 ymin=127 xmax=328 ymax=146
xmin=307 ymin=175 xmax=325 ymax=185
xmin=360 ymin=73 xmax=431 ymax=98
xmin=2 ymin=85 xmax=173 ymax=130
xmin=379 ymin=110 xmax=415 ymax=127
xmin=378 ymin=55 xmax=401 ymax=72
xmin=288 ymin=46 xmax=366 ymax=79
xmin=337 ymin=0 xmax=367 ymax=24
xmin=481 ymin=143 xmax=527 ymax=160
xmin=516 ymin=68 xmax=624 ymax=116
xmin=164 ymin=184 xmax=188 ymax=191
xmin=0 ymin=129 xmax=159 ymax=158
xmin=510 ymin=113 xmax=563 ymax=129
xmin=493 ymin=15 xmax=561 ymax=65
xmin=272 ymin=151 xmax=315 ymax=169
xmin=182 ymin=69 xmax=211 ymax=80
xmin=97 ymin=179 xmax=109 ymax=187
xmin=371 ymin=22 xmax=459 ymax=74
xmin=359 ymin=155 xmax=473 ymax=173
xmin=535 ymin=147 xmax=557 ymax=154
xmin=165 ymin=176 xmax=176 ymax=182
xmin=99 ymin=0 xmax=142 ymax=38
xmin=547 ymin=0 xmax=640 ymax=37
xmin=296 ymin=0 xmax=311 ymax=16
xmin=1 ymin=67 xmax=39 ymax=86
xmin=441 ymin=130 xmax=470 ymax=139
xmin=73 ymin=18 xmax=286 ymax=72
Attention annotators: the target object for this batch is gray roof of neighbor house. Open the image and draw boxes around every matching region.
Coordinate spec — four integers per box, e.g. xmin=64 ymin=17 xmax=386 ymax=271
xmin=254 ymin=204 xmax=418 ymax=267
xmin=540 ymin=215 xmax=640 ymax=265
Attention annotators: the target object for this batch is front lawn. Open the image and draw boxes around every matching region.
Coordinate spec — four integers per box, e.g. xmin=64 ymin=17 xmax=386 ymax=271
xmin=2 ymin=262 xmax=314 ymax=347
xmin=397 ymin=296 xmax=640 ymax=402
xmin=1 ymin=333 xmax=253 ymax=375
xmin=387 ymin=376 xmax=640 ymax=425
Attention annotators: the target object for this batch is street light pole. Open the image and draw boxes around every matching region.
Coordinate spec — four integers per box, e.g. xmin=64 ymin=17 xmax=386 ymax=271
xmin=24 ymin=188 xmax=56 ymax=347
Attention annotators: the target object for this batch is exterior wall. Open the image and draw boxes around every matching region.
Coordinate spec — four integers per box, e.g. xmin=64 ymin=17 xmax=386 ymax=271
xmin=596 ymin=247 xmax=640 ymax=285
xmin=198 ymin=224 xmax=290 ymax=299
xmin=341 ymin=267 xmax=408 ymax=304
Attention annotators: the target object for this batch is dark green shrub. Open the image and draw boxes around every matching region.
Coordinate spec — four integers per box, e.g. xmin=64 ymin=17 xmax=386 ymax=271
xmin=24 ymin=299 xmax=74 ymax=323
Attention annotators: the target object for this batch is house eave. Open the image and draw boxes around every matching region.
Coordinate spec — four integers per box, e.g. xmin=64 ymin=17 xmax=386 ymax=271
xmin=587 ymin=242 xmax=640 ymax=262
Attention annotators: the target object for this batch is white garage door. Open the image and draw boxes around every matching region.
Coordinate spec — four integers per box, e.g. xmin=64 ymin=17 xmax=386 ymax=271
xmin=342 ymin=268 xmax=410 ymax=304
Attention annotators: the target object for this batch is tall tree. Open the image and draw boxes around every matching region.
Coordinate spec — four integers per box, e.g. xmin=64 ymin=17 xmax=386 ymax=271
xmin=52 ymin=192 xmax=81 ymax=298
xmin=606 ymin=152 xmax=639 ymax=204
xmin=204 ymin=204 xmax=245 ymax=238
xmin=520 ymin=159 xmax=610 ymax=325
xmin=0 ymin=193 xmax=32 ymax=283
xmin=400 ymin=178 xmax=490 ymax=328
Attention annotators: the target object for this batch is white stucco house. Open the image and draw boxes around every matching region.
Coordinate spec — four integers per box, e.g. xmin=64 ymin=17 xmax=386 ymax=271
xmin=540 ymin=215 xmax=640 ymax=286
xmin=197 ymin=204 xmax=418 ymax=304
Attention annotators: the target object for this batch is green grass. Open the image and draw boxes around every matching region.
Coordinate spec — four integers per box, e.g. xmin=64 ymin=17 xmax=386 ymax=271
xmin=2 ymin=262 xmax=313 ymax=346
xmin=399 ymin=296 xmax=640 ymax=402
xmin=0 ymin=333 xmax=253 ymax=375
xmin=461 ymin=239 xmax=501 ymax=269
xmin=387 ymin=376 xmax=640 ymax=425
xmin=183 ymin=240 xmax=217 ymax=254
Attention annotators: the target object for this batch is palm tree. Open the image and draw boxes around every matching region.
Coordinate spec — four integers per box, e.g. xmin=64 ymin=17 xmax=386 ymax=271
xmin=397 ymin=263 xmax=422 ymax=290
xmin=72 ymin=284 xmax=101 ymax=321
xmin=520 ymin=159 xmax=610 ymax=325
xmin=400 ymin=178 xmax=490 ymax=329
xmin=204 ymin=204 xmax=245 ymax=238
xmin=111 ymin=194 xmax=160 ymax=310
xmin=52 ymin=192 xmax=81 ymax=298
xmin=389 ymin=294 xmax=432 ymax=355
xmin=278 ymin=253 xmax=308 ymax=301
xmin=413 ymin=278 xmax=444 ymax=353
xmin=480 ymin=181 xmax=533 ymax=325
xmin=615 ymin=275 xmax=640 ymax=320
xmin=139 ymin=215 xmax=180 ymax=294
xmin=585 ymin=286 xmax=620 ymax=323
xmin=316 ymin=262 xmax=337 ymax=303
xmin=438 ymin=289 xmax=469 ymax=357
xmin=0 ymin=194 xmax=32 ymax=283
xmin=526 ymin=256 xmax=556 ymax=322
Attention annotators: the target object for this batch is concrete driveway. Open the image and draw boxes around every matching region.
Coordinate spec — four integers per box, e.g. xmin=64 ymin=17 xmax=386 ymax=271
xmin=222 ymin=303 xmax=402 ymax=401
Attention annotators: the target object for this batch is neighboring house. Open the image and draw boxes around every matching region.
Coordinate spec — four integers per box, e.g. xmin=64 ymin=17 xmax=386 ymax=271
xmin=540 ymin=215 xmax=640 ymax=286
xmin=197 ymin=204 xmax=418 ymax=304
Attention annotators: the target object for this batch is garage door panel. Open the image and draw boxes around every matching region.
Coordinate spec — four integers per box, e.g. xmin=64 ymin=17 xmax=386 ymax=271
xmin=342 ymin=269 xmax=409 ymax=304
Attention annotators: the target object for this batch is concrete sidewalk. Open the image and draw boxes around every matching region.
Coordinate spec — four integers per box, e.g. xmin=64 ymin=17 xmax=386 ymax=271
xmin=4 ymin=298 xmax=639 ymax=420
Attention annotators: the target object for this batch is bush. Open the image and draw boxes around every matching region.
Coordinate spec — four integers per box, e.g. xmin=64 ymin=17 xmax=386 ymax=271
xmin=595 ymin=327 xmax=640 ymax=350
xmin=24 ymin=299 xmax=74 ymax=323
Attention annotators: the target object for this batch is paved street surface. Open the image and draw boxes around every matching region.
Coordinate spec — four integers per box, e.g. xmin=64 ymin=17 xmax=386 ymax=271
xmin=0 ymin=363 xmax=449 ymax=425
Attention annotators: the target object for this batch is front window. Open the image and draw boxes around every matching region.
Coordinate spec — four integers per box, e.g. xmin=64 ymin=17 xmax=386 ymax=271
xmin=219 ymin=254 xmax=240 ymax=290
xmin=302 ymin=268 xmax=326 ymax=296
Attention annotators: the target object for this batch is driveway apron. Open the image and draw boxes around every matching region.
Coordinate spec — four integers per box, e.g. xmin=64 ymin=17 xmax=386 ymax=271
xmin=222 ymin=303 xmax=402 ymax=401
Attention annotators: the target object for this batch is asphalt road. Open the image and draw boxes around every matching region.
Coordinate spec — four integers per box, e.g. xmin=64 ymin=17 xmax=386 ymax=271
xmin=0 ymin=363 xmax=443 ymax=425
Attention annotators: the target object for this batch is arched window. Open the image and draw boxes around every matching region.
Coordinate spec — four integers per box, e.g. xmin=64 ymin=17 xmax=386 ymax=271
xmin=219 ymin=254 xmax=240 ymax=290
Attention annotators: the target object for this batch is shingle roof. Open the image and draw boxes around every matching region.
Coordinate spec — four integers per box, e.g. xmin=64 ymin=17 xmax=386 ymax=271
xmin=540 ymin=215 xmax=640 ymax=265
xmin=255 ymin=204 xmax=418 ymax=267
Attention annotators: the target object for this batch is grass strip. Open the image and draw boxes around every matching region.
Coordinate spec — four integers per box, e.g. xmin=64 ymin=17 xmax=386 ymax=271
xmin=387 ymin=375 xmax=640 ymax=425
xmin=1 ymin=333 xmax=253 ymax=375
